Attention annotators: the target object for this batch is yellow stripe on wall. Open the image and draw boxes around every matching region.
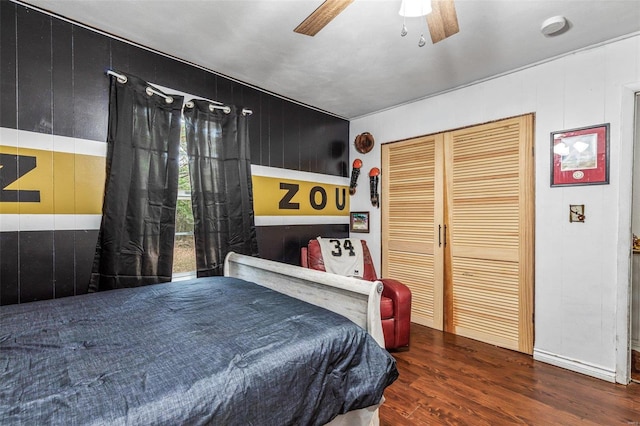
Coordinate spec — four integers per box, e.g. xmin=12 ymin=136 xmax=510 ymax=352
xmin=0 ymin=146 xmax=105 ymax=214
xmin=1 ymin=128 xmax=350 ymax=228
xmin=252 ymin=175 xmax=349 ymax=216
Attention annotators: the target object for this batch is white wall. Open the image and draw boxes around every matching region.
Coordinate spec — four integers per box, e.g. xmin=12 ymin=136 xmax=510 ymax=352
xmin=633 ymin=94 xmax=640 ymax=352
xmin=349 ymin=34 xmax=640 ymax=383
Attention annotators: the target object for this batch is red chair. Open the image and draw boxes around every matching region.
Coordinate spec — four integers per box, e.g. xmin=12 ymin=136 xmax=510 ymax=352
xmin=301 ymin=239 xmax=411 ymax=350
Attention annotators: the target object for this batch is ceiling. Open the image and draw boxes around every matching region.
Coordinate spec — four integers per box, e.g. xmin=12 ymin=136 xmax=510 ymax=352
xmin=19 ymin=0 xmax=640 ymax=119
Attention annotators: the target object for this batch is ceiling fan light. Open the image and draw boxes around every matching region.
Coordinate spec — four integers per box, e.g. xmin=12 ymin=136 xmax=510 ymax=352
xmin=399 ymin=0 xmax=432 ymax=18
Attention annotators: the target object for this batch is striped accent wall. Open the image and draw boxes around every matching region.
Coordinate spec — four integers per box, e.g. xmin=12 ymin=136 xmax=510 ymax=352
xmin=0 ymin=2 xmax=350 ymax=305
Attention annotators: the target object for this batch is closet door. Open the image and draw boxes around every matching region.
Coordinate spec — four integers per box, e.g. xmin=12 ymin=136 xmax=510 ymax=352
xmin=382 ymin=135 xmax=444 ymax=330
xmin=444 ymin=114 xmax=534 ymax=354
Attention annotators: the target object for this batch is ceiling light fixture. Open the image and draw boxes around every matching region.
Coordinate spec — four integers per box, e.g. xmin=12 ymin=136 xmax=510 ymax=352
xmin=399 ymin=0 xmax=432 ymax=17
xmin=399 ymin=0 xmax=432 ymax=47
xmin=541 ymin=15 xmax=568 ymax=36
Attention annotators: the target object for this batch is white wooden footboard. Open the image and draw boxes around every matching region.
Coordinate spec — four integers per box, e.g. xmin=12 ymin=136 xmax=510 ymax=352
xmin=224 ymin=252 xmax=386 ymax=426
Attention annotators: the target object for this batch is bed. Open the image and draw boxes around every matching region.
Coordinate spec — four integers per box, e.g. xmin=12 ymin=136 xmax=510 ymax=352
xmin=0 ymin=252 xmax=398 ymax=425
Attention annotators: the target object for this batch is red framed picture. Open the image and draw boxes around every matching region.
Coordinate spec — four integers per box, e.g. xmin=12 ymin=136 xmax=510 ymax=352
xmin=550 ymin=123 xmax=609 ymax=187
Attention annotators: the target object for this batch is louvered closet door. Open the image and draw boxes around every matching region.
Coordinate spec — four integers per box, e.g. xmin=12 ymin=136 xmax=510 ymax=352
xmin=444 ymin=114 xmax=534 ymax=354
xmin=382 ymin=135 xmax=444 ymax=330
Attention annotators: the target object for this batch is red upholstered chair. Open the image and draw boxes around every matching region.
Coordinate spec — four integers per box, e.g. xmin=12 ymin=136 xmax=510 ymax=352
xmin=301 ymin=239 xmax=411 ymax=350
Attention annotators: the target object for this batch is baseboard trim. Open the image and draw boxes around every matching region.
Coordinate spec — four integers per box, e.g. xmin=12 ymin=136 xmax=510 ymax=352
xmin=533 ymin=349 xmax=616 ymax=383
xmin=632 ymin=339 xmax=640 ymax=352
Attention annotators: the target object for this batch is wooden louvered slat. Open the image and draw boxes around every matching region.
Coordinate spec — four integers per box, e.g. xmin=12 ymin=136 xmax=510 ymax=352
xmin=388 ymin=251 xmax=436 ymax=327
xmin=445 ymin=115 xmax=534 ymax=354
xmin=383 ymin=135 xmax=444 ymax=330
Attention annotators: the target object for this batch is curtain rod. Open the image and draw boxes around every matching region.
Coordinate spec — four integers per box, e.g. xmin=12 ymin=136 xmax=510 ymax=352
xmin=107 ymin=70 xmax=174 ymax=104
xmin=106 ymin=70 xmax=252 ymax=115
xmin=184 ymin=101 xmax=253 ymax=117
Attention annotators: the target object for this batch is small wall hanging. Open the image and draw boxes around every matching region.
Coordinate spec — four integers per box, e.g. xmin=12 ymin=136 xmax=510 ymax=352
xmin=355 ymin=132 xmax=375 ymax=154
xmin=350 ymin=211 xmax=370 ymax=233
xmin=349 ymin=158 xmax=363 ymax=195
xmin=369 ymin=167 xmax=380 ymax=208
xmin=550 ymin=123 xmax=609 ymax=187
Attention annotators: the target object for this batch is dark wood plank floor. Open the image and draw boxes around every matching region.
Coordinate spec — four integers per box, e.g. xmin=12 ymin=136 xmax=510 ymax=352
xmin=380 ymin=324 xmax=640 ymax=425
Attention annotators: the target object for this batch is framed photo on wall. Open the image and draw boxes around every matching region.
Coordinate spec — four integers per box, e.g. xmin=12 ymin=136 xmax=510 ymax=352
xmin=350 ymin=211 xmax=370 ymax=233
xmin=550 ymin=123 xmax=610 ymax=187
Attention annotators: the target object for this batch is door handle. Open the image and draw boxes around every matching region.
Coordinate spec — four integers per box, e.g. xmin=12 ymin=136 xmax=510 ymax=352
xmin=438 ymin=225 xmax=442 ymax=247
xmin=444 ymin=225 xmax=447 ymax=247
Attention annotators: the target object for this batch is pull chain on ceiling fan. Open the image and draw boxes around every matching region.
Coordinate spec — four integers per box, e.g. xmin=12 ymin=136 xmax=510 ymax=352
xmin=294 ymin=0 xmax=459 ymax=44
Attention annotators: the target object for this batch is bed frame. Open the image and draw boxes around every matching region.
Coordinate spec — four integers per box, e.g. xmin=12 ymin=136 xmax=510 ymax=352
xmin=224 ymin=252 xmax=385 ymax=347
xmin=224 ymin=252 xmax=386 ymax=425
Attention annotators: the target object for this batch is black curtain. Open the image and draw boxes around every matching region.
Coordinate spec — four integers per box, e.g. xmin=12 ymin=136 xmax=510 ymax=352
xmin=89 ymin=73 xmax=184 ymax=291
xmin=183 ymin=100 xmax=259 ymax=277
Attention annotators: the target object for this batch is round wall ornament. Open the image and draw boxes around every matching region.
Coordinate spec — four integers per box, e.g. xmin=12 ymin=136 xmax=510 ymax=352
xmin=354 ymin=132 xmax=375 ymax=154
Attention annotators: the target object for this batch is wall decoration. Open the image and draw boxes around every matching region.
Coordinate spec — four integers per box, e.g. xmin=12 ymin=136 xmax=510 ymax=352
xmin=569 ymin=204 xmax=585 ymax=223
xmin=355 ymin=132 xmax=375 ymax=154
xmin=349 ymin=158 xmax=363 ymax=195
xmin=350 ymin=211 xmax=370 ymax=233
xmin=369 ymin=167 xmax=380 ymax=208
xmin=550 ymin=123 xmax=609 ymax=187
xmin=251 ymin=173 xmax=349 ymax=217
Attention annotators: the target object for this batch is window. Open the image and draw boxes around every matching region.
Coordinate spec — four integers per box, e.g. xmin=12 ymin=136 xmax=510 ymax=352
xmin=149 ymin=85 xmax=200 ymax=279
xmin=173 ymin=123 xmax=197 ymax=279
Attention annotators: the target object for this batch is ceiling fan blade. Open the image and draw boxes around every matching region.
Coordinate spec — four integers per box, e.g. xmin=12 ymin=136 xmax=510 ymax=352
xmin=426 ymin=0 xmax=460 ymax=44
xmin=294 ymin=0 xmax=354 ymax=37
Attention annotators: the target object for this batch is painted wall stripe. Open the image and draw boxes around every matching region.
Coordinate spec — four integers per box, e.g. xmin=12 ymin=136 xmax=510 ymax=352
xmin=252 ymin=175 xmax=349 ymax=216
xmin=0 ymin=146 xmax=106 ymax=214
xmin=0 ymin=214 xmax=349 ymax=231
xmin=0 ymin=127 xmax=107 ymax=157
xmin=1 ymin=128 xmax=352 ymax=230
xmin=0 ymin=214 xmax=102 ymax=232
xmin=254 ymin=216 xmax=348 ymax=226
xmin=251 ymin=164 xmax=349 ymax=186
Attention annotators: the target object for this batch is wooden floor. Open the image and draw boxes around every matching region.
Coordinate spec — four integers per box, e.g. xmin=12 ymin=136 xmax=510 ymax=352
xmin=380 ymin=324 xmax=640 ymax=425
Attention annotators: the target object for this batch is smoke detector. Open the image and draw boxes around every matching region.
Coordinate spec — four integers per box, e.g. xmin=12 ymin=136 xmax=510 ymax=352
xmin=541 ymin=15 xmax=568 ymax=36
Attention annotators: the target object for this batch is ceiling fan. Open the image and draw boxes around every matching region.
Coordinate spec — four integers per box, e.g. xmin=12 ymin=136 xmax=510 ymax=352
xmin=294 ymin=0 xmax=459 ymax=44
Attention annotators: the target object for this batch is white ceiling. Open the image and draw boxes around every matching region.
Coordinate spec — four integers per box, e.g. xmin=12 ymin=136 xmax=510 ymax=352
xmin=20 ymin=0 xmax=640 ymax=119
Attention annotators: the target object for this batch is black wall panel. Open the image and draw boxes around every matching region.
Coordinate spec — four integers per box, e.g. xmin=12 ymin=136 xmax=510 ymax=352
xmin=74 ymin=230 xmax=99 ymax=295
xmin=0 ymin=232 xmax=19 ymax=305
xmin=257 ymin=224 xmax=349 ymax=267
xmin=0 ymin=1 xmax=18 ymax=129
xmin=54 ymin=230 xmax=76 ymax=298
xmin=283 ymin=101 xmax=301 ymax=170
xmin=16 ymin=6 xmax=52 ymax=134
xmin=73 ymin=26 xmax=110 ymax=141
xmin=0 ymin=4 xmax=349 ymax=305
xmin=266 ymin=94 xmax=284 ymax=169
xmin=19 ymin=231 xmax=54 ymax=302
xmin=52 ymin=18 xmax=74 ymax=137
xmin=242 ymin=86 xmax=263 ymax=165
